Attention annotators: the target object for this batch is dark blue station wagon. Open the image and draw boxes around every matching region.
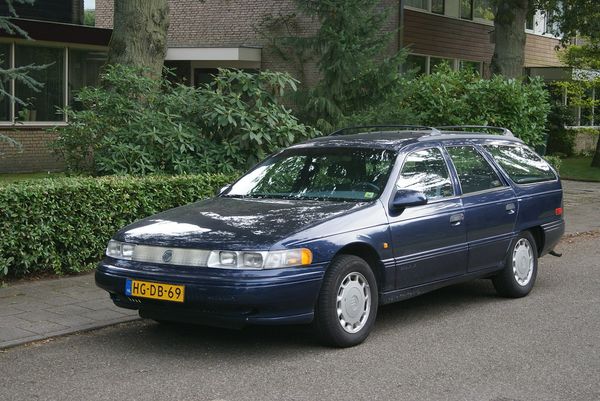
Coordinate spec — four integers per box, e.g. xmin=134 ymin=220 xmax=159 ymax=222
xmin=96 ymin=126 xmax=565 ymax=347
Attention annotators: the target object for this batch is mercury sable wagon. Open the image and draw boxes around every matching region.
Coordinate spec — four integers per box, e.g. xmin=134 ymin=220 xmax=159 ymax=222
xmin=96 ymin=126 xmax=565 ymax=347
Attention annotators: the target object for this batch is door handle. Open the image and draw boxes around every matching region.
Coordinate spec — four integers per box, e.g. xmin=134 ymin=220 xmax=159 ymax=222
xmin=449 ymin=213 xmax=464 ymax=226
xmin=506 ymin=203 xmax=516 ymax=215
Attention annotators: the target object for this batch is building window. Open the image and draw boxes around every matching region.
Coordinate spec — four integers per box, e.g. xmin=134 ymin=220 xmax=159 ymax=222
xmin=193 ymin=68 xmax=219 ymax=87
xmin=404 ymin=54 xmax=427 ymax=76
xmin=0 ymin=43 xmax=106 ymax=124
xmin=460 ymin=0 xmax=473 ymax=20
xmin=580 ymin=88 xmax=594 ymax=126
xmin=474 ymin=0 xmax=494 ymax=21
xmin=430 ymin=57 xmax=455 ymax=72
xmin=402 ymin=54 xmax=459 ymax=76
xmin=0 ymin=43 xmax=10 ymax=121
xmin=566 ymin=87 xmax=598 ymax=127
xmin=431 ymin=0 xmax=444 ymax=14
xmin=459 ymin=60 xmax=482 ymax=74
xmin=526 ymin=13 xmax=534 ymax=30
xmin=405 ymin=0 xmax=444 ymax=15
xmin=15 ymin=45 xmax=64 ymax=122
xmin=68 ymin=49 xmax=107 ymax=107
xmin=405 ymin=0 xmax=428 ymax=11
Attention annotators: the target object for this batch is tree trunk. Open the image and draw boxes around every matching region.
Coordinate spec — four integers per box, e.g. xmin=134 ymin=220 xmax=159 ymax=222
xmin=490 ymin=0 xmax=529 ymax=78
xmin=591 ymin=134 xmax=600 ymax=168
xmin=107 ymin=0 xmax=169 ymax=78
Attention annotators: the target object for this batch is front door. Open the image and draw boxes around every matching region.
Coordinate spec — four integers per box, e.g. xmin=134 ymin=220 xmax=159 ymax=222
xmin=389 ymin=147 xmax=467 ymax=289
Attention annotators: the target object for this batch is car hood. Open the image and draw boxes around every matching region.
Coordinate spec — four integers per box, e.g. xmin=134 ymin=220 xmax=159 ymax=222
xmin=115 ymin=197 xmax=365 ymax=249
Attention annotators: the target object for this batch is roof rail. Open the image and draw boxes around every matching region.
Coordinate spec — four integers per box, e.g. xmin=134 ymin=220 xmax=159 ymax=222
xmin=329 ymin=125 xmax=441 ymax=136
xmin=434 ymin=125 xmax=514 ymax=137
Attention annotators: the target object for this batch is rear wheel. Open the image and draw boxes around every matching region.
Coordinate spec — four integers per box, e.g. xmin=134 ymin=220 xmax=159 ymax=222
xmin=314 ymin=255 xmax=378 ymax=347
xmin=493 ymin=231 xmax=538 ymax=298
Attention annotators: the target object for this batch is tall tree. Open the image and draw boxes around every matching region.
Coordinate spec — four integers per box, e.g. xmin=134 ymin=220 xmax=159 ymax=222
xmin=491 ymin=0 xmax=600 ymax=78
xmin=107 ymin=0 xmax=169 ymax=78
xmin=490 ymin=0 xmax=530 ymax=78
xmin=264 ymin=0 xmax=405 ymax=130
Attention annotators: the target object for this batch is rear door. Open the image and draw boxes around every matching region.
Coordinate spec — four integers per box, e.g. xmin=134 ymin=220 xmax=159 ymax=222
xmin=388 ymin=146 xmax=467 ymax=289
xmin=445 ymin=144 xmax=517 ymax=272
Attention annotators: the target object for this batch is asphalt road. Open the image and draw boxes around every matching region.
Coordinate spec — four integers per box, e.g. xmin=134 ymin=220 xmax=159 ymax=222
xmin=1 ymin=234 xmax=599 ymax=401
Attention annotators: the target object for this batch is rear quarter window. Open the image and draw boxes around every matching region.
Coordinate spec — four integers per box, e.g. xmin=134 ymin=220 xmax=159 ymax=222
xmin=485 ymin=144 xmax=556 ymax=184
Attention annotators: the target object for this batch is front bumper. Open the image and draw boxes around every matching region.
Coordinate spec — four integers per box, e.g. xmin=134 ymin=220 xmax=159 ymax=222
xmin=95 ymin=258 xmax=326 ymax=327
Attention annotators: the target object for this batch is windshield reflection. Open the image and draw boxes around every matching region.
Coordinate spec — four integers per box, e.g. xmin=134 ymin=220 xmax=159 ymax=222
xmin=225 ymin=147 xmax=396 ymax=202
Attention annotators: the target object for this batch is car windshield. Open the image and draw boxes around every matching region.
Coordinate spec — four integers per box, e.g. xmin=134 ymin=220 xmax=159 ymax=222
xmin=224 ymin=147 xmax=396 ymax=201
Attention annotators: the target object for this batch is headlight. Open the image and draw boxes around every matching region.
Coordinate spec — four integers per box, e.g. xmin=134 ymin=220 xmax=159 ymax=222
xmin=106 ymin=240 xmax=136 ymax=260
xmin=207 ymin=248 xmax=312 ymax=269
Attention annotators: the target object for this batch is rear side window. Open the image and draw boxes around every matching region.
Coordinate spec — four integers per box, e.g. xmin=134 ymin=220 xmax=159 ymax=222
xmin=446 ymin=146 xmax=504 ymax=194
xmin=396 ymin=148 xmax=454 ymax=201
xmin=485 ymin=144 xmax=556 ymax=184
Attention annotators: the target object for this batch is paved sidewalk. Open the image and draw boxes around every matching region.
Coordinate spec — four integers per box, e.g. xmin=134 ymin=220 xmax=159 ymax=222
xmin=1 ymin=179 xmax=599 ymax=349
xmin=0 ymin=274 xmax=137 ymax=348
xmin=561 ymin=180 xmax=600 ymax=234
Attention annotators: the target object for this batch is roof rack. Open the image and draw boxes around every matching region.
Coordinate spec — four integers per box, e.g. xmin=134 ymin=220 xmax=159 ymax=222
xmin=329 ymin=125 xmax=441 ymax=136
xmin=434 ymin=125 xmax=514 ymax=137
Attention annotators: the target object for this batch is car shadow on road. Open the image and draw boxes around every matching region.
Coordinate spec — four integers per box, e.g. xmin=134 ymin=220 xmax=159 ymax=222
xmin=92 ymin=278 xmax=501 ymax=356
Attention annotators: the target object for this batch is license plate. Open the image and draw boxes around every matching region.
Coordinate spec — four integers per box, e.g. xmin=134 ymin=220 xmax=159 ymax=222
xmin=125 ymin=279 xmax=185 ymax=303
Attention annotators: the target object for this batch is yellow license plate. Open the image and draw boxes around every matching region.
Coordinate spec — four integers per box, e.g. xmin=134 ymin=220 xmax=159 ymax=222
xmin=125 ymin=279 xmax=185 ymax=303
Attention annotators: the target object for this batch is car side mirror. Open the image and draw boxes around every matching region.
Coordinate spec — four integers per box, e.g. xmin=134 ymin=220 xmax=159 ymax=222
xmin=390 ymin=189 xmax=428 ymax=211
xmin=218 ymin=184 xmax=231 ymax=196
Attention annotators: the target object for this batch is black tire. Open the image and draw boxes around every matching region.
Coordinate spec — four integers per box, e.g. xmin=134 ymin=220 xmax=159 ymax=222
xmin=314 ymin=254 xmax=378 ymax=347
xmin=493 ymin=231 xmax=538 ymax=298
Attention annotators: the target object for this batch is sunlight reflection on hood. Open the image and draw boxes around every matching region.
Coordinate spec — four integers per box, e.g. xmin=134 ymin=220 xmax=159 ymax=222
xmin=125 ymin=220 xmax=211 ymax=237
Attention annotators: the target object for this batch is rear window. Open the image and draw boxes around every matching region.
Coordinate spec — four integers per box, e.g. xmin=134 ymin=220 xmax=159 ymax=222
xmin=485 ymin=144 xmax=556 ymax=184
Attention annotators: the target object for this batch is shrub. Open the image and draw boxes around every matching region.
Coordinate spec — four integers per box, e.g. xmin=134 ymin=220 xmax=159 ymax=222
xmin=409 ymin=67 xmax=551 ymax=146
xmin=546 ymin=104 xmax=576 ymax=156
xmin=544 ymin=155 xmax=562 ymax=172
xmin=52 ymin=65 xmax=318 ymax=175
xmin=337 ymin=92 xmax=422 ymax=128
xmin=339 ymin=67 xmax=551 ymax=147
xmin=0 ymin=173 xmax=235 ymax=278
xmin=195 ymin=69 xmax=319 ymax=166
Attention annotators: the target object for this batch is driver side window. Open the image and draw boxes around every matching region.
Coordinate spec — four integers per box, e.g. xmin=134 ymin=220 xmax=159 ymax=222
xmin=396 ymin=148 xmax=454 ymax=201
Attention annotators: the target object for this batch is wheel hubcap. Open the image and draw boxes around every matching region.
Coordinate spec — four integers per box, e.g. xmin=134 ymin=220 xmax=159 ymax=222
xmin=336 ymin=272 xmax=371 ymax=333
xmin=512 ymin=238 xmax=534 ymax=286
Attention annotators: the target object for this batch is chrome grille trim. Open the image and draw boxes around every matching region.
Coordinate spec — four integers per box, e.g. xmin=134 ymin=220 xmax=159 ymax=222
xmin=131 ymin=245 xmax=210 ymax=267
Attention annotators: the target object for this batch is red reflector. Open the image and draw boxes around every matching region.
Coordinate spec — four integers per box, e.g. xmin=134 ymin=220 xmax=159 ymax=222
xmin=555 ymin=207 xmax=563 ymax=216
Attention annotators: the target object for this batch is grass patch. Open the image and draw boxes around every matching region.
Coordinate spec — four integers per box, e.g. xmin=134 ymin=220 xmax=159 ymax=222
xmin=560 ymin=157 xmax=600 ymax=182
xmin=0 ymin=172 xmax=64 ymax=184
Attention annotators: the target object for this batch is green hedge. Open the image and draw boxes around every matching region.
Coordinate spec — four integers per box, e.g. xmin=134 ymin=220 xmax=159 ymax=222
xmin=0 ymin=174 xmax=235 ymax=278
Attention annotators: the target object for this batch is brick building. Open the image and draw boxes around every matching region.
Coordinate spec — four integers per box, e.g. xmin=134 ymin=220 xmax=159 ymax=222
xmin=95 ymin=0 xmax=563 ymax=84
xmin=1 ymin=0 xmax=573 ymax=173
xmin=0 ymin=0 xmax=110 ymax=173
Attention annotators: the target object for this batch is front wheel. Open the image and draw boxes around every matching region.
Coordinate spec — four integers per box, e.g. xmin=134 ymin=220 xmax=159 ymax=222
xmin=314 ymin=255 xmax=378 ymax=347
xmin=493 ymin=231 xmax=538 ymax=298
